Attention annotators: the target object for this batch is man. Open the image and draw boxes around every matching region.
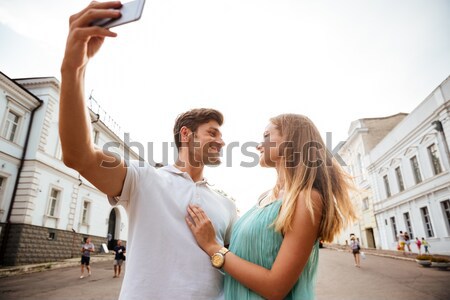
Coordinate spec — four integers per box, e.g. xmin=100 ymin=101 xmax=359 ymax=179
xmin=59 ymin=2 xmax=237 ymax=299
xmin=80 ymin=237 xmax=95 ymax=279
xmin=113 ymin=240 xmax=126 ymax=278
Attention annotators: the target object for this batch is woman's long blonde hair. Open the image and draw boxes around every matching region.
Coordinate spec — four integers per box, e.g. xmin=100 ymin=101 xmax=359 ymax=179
xmin=270 ymin=114 xmax=356 ymax=242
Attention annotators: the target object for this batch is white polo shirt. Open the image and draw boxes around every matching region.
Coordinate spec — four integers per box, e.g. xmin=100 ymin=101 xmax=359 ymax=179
xmin=109 ymin=161 xmax=238 ymax=300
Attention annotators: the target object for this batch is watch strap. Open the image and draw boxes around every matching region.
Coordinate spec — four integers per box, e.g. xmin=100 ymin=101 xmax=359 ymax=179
xmin=218 ymin=247 xmax=229 ymax=256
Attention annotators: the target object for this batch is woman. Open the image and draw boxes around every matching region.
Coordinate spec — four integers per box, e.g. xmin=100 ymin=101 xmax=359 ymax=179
xmin=349 ymin=236 xmax=361 ymax=267
xmin=186 ymin=114 xmax=356 ymax=299
xmin=415 ymin=237 xmax=422 ymax=254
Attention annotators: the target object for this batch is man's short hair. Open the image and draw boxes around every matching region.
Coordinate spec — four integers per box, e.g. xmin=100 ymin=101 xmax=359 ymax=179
xmin=173 ymin=108 xmax=224 ymax=150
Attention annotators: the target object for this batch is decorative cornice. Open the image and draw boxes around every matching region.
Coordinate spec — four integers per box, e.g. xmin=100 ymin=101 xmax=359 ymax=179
xmin=0 ymin=73 xmax=42 ymax=109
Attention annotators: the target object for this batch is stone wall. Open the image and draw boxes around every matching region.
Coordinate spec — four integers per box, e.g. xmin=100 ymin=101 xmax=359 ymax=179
xmin=0 ymin=223 xmax=110 ymax=266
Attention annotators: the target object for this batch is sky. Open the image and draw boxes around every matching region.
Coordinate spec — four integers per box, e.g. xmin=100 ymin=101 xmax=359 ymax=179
xmin=1 ymin=0 xmax=450 ymax=213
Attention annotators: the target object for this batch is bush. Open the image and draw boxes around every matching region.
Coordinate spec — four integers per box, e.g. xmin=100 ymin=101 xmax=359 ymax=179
xmin=431 ymin=257 xmax=449 ymax=263
xmin=415 ymin=255 xmax=432 ymax=260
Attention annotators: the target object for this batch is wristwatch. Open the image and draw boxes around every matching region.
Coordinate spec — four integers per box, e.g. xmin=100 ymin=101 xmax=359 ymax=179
xmin=211 ymin=247 xmax=230 ymax=269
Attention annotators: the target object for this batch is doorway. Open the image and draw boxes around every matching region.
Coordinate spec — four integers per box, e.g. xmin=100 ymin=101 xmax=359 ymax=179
xmin=365 ymin=227 xmax=376 ymax=248
xmin=107 ymin=209 xmax=116 ymax=250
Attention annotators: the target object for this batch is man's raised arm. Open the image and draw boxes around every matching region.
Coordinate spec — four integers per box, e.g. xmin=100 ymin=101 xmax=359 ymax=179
xmin=59 ymin=1 xmax=126 ymax=197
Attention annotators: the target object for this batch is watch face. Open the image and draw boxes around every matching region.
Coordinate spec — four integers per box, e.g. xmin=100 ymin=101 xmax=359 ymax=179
xmin=212 ymin=253 xmax=224 ymax=268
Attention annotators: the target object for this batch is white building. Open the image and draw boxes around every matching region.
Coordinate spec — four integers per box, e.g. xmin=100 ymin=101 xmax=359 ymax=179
xmin=368 ymin=75 xmax=450 ymax=255
xmin=335 ymin=113 xmax=407 ymax=248
xmin=0 ymin=72 xmax=140 ymax=265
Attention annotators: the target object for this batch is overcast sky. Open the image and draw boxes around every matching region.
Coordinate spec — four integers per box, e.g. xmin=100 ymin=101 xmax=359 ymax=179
xmin=1 ymin=0 xmax=450 ymax=213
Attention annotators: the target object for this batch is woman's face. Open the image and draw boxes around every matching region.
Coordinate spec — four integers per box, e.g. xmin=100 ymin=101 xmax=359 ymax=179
xmin=257 ymin=122 xmax=284 ymax=168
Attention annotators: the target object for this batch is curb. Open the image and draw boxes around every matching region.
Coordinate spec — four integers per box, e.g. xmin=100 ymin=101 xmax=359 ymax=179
xmin=0 ymin=255 xmax=114 ymax=278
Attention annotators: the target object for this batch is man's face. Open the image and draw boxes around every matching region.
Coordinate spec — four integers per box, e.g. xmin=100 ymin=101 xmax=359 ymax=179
xmin=187 ymin=120 xmax=224 ymax=167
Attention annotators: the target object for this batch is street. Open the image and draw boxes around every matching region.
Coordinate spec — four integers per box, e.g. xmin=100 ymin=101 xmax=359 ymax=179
xmin=0 ymin=248 xmax=449 ymax=299
xmin=0 ymin=260 xmax=123 ymax=300
xmin=317 ymin=248 xmax=450 ymax=300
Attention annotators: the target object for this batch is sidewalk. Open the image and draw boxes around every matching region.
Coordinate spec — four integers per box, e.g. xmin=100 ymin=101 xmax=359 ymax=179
xmin=0 ymin=254 xmax=114 ymax=278
xmin=325 ymin=243 xmax=450 ymax=261
xmin=1 ymin=246 xmax=448 ymax=278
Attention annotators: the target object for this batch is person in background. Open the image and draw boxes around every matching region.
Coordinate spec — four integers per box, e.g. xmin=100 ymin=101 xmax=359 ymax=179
xmin=186 ymin=114 xmax=356 ymax=299
xmin=422 ymin=237 xmax=430 ymax=254
xmin=397 ymin=231 xmax=406 ymax=255
xmin=80 ymin=237 xmax=95 ymax=279
xmin=415 ymin=237 xmax=422 ymax=254
xmin=349 ymin=236 xmax=361 ymax=267
xmin=113 ymin=240 xmax=126 ymax=278
xmin=403 ymin=232 xmax=412 ymax=253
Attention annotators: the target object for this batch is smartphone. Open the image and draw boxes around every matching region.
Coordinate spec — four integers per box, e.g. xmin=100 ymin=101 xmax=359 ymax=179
xmin=91 ymin=0 xmax=146 ymax=28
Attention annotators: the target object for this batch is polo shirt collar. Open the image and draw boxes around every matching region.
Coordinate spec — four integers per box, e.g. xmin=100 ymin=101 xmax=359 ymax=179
xmin=162 ymin=165 xmax=209 ymax=185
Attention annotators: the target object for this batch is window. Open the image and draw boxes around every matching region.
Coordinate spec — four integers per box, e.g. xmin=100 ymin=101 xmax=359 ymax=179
xmin=93 ymin=129 xmax=100 ymax=145
xmin=0 ymin=176 xmax=5 ymax=204
xmin=2 ymin=111 xmax=20 ymax=142
xmin=362 ymin=197 xmax=369 ymax=210
xmin=48 ymin=232 xmax=56 ymax=240
xmin=428 ymin=144 xmax=442 ymax=175
xmin=82 ymin=201 xmax=90 ymax=224
xmin=395 ymin=167 xmax=405 ymax=192
xmin=390 ymin=216 xmax=397 ymax=241
xmin=383 ymin=175 xmax=391 ymax=197
xmin=403 ymin=212 xmax=414 ymax=239
xmin=420 ymin=206 xmax=434 ymax=237
xmin=47 ymin=188 xmax=60 ymax=217
xmin=410 ymin=156 xmax=422 ymax=184
xmin=441 ymin=200 xmax=450 ymax=233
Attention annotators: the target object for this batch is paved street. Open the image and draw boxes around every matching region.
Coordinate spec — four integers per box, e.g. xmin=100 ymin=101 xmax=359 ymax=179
xmin=0 ymin=248 xmax=449 ymax=299
xmin=317 ymin=248 xmax=450 ymax=300
xmin=0 ymin=260 xmax=122 ymax=300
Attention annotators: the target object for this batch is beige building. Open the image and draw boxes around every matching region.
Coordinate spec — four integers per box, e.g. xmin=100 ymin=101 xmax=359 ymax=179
xmin=335 ymin=113 xmax=407 ymax=248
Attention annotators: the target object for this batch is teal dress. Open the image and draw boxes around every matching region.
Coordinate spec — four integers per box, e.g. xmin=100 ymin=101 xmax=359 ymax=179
xmin=224 ymin=200 xmax=319 ymax=300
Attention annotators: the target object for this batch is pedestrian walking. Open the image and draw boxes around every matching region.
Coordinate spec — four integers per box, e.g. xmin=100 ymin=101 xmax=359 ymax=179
xmin=80 ymin=237 xmax=95 ymax=279
xmin=397 ymin=231 xmax=406 ymax=254
xmin=422 ymin=237 xmax=430 ymax=254
xmin=415 ymin=237 xmax=422 ymax=254
xmin=404 ymin=232 xmax=412 ymax=253
xmin=113 ymin=240 xmax=126 ymax=278
xmin=350 ymin=236 xmax=361 ymax=267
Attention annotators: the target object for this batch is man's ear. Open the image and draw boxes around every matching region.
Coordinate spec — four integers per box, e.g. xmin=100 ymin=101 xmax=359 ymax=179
xmin=180 ymin=126 xmax=191 ymax=143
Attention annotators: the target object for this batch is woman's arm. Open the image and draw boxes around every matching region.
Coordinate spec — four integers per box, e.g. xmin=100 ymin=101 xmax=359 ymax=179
xmin=186 ymin=191 xmax=323 ymax=300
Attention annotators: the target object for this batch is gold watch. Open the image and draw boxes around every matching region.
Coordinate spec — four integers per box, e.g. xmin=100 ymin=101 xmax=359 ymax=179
xmin=211 ymin=247 xmax=230 ymax=269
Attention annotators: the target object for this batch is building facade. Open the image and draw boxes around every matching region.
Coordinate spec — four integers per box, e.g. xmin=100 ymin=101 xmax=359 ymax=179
xmin=0 ymin=72 xmax=139 ymax=265
xmin=368 ymin=76 xmax=450 ymax=254
xmin=335 ymin=113 xmax=407 ymax=248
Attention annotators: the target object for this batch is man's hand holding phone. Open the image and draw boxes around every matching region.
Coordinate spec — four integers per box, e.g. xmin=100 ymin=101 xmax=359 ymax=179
xmin=91 ymin=0 xmax=146 ymax=28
